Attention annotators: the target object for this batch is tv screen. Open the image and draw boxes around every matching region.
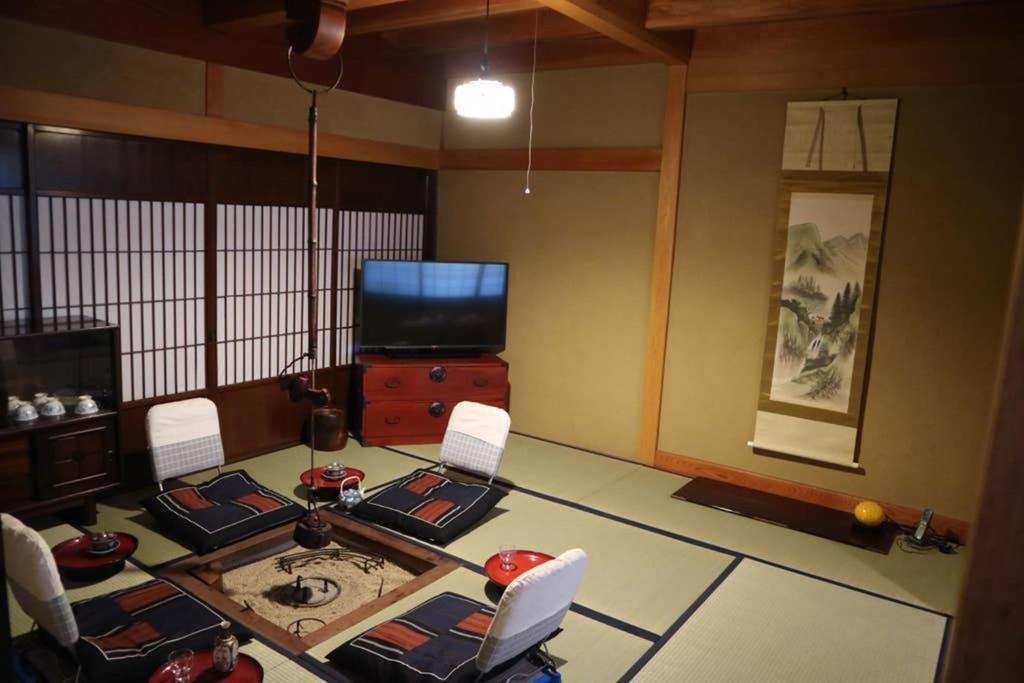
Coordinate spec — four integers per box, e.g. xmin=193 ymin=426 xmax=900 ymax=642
xmin=358 ymin=260 xmax=509 ymax=354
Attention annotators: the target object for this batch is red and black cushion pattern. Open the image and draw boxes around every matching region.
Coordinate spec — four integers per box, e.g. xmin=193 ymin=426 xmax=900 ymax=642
xmin=328 ymin=592 xmax=495 ymax=683
xmin=73 ymin=579 xmax=232 ymax=682
xmin=351 ymin=469 xmax=507 ymax=545
xmin=142 ymin=470 xmax=304 ymax=554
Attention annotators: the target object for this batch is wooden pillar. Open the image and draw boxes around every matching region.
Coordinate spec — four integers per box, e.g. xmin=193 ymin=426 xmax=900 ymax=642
xmin=637 ymin=63 xmax=687 ymax=464
xmin=205 ymin=62 xmax=224 ymax=118
xmin=943 ymin=193 xmax=1024 ymax=681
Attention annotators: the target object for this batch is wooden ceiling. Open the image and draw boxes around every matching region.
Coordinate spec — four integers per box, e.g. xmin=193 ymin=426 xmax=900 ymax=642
xmin=0 ymin=0 xmax=1017 ymax=109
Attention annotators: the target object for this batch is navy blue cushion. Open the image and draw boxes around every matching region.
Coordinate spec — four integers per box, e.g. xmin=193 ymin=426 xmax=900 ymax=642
xmin=142 ymin=470 xmax=304 ymax=554
xmin=351 ymin=469 xmax=506 ymax=545
xmin=328 ymin=592 xmax=494 ymax=683
xmin=73 ymin=579 xmax=243 ymax=682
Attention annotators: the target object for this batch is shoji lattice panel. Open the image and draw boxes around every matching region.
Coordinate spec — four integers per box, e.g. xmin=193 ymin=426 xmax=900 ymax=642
xmin=38 ymin=198 xmax=206 ymax=401
xmin=0 ymin=194 xmax=30 ymax=334
xmin=336 ymin=211 xmax=424 ymax=364
xmin=216 ymin=205 xmax=333 ymax=386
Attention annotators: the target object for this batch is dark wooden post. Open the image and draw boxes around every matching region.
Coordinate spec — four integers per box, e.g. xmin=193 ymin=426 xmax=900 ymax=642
xmin=943 ymin=194 xmax=1024 ymax=681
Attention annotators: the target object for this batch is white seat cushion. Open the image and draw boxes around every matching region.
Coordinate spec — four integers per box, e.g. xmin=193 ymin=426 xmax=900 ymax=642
xmin=440 ymin=401 xmax=511 ymax=480
xmin=146 ymin=397 xmax=225 ymax=484
xmin=476 ymin=548 xmax=588 ymax=672
xmin=1 ymin=513 xmax=78 ymax=647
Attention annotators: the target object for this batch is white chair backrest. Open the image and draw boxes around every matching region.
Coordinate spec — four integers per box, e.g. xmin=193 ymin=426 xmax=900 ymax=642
xmin=440 ymin=401 xmax=511 ymax=482
xmin=1 ymin=513 xmax=78 ymax=648
xmin=146 ymin=397 xmax=225 ymax=486
xmin=476 ymin=548 xmax=588 ymax=673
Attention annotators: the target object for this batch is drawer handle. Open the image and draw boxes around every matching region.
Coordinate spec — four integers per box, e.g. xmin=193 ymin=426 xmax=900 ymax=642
xmin=428 ymin=401 xmax=446 ymax=418
xmin=429 ymin=366 xmax=447 ymax=383
xmin=473 ymin=378 xmax=489 ymax=387
xmin=385 ymin=417 xmax=401 ymax=425
xmin=384 ymin=378 xmax=401 ymax=389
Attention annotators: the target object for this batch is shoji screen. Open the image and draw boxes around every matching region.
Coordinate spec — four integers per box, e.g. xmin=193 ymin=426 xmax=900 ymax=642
xmin=0 ymin=193 xmax=29 ymax=334
xmin=37 ymin=198 xmax=205 ymax=401
xmin=335 ymin=211 xmax=424 ymax=364
xmin=216 ymin=205 xmax=333 ymax=386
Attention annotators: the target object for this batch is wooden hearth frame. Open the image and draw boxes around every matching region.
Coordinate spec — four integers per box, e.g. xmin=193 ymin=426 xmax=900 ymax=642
xmin=160 ymin=510 xmax=460 ymax=654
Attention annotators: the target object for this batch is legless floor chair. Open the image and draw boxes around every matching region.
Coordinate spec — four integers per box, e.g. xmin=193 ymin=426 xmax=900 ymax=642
xmin=2 ymin=513 xmax=234 ymax=682
xmin=352 ymin=401 xmax=512 ymax=545
xmin=141 ymin=398 xmax=303 ymax=554
xmin=328 ymin=548 xmax=588 ymax=683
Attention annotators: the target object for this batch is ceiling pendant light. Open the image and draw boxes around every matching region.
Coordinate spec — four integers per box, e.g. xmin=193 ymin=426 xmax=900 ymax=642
xmin=454 ymin=0 xmax=515 ymax=119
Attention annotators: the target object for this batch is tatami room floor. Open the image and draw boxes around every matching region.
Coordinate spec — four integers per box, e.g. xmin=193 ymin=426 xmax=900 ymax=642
xmin=8 ymin=435 xmax=964 ymax=682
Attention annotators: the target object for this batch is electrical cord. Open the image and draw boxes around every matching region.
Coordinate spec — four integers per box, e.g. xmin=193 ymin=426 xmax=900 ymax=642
xmin=888 ymin=517 xmax=961 ymax=555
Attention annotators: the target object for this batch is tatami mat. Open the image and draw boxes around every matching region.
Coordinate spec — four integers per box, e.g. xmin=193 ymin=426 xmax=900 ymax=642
xmin=400 ymin=434 xmax=964 ymax=614
xmin=442 ymin=490 xmax=734 ymax=634
xmin=400 ymin=435 xmax=640 ymax=503
xmin=240 ymin=641 xmax=329 ymax=682
xmin=7 ymin=433 xmax=962 ymax=682
xmin=572 ymin=463 xmax=965 ymax=614
xmin=631 ymin=560 xmax=947 ymax=683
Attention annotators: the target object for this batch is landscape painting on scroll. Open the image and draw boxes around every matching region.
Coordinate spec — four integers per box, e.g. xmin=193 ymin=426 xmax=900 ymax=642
xmin=752 ymin=97 xmax=897 ymax=468
xmin=769 ymin=191 xmax=873 ymax=413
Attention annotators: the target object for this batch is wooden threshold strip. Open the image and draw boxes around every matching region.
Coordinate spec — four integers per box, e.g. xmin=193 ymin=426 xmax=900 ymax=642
xmin=440 ymin=146 xmax=661 ymax=172
xmin=0 ymin=86 xmax=440 ymax=170
xmin=655 ymin=450 xmax=971 ymax=543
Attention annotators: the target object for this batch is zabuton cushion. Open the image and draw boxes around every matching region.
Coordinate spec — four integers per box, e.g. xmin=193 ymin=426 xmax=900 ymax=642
xmin=73 ymin=579 xmax=230 ymax=682
xmin=143 ymin=470 xmax=304 ymax=554
xmin=327 ymin=592 xmax=495 ymax=683
xmin=352 ymin=469 xmax=506 ymax=545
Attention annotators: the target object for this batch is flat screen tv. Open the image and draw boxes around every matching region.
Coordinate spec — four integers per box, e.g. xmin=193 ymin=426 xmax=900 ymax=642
xmin=357 ymin=260 xmax=509 ymax=355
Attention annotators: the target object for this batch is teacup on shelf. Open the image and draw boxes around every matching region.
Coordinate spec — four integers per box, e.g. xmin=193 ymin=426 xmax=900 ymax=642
xmin=39 ymin=397 xmax=66 ymax=418
xmin=74 ymin=395 xmax=99 ymax=415
xmin=13 ymin=402 xmax=38 ymax=423
xmin=7 ymin=396 xmax=21 ymax=416
xmin=32 ymin=393 xmax=51 ymax=409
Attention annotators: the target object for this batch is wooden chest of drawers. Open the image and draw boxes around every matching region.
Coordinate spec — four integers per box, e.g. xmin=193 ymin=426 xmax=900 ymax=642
xmin=0 ymin=414 xmax=120 ymax=524
xmin=353 ymin=354 xmax=509 ymax=446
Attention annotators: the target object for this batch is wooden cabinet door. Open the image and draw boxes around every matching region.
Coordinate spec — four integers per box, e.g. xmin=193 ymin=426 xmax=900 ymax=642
xmin=35 ymin=419 xmax=117 ymax=499
xmin=0 ymin=436 xmax=33 ymax=508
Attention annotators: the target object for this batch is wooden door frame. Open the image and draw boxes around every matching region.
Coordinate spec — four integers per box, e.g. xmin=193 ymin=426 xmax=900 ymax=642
xmin=943 ymin=191 xmax=1024 ymax=681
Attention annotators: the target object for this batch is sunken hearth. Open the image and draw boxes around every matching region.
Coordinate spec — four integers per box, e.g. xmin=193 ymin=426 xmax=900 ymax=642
xmin=160 ymin=510 xmax=460 ymax=653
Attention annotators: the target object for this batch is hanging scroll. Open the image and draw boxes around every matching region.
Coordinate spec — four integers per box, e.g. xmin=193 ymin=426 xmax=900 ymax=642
xmin=751 ymin=99 xmax=898 ymax=468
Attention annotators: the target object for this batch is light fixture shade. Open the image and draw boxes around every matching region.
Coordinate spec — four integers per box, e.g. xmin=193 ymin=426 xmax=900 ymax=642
xmin=453 ymin=78 xmax=515 ymax=119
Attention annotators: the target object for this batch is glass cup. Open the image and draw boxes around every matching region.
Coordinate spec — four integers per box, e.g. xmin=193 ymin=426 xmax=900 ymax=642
xmin=498 ymin=544 xmax=516 ymax=572
xmin=167 ymin=648 xmax=194 ymax=683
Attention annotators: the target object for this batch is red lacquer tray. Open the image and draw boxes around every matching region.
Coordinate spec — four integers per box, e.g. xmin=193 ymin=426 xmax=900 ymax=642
xmin=149 ymin=651 xmax=263 ymax=682
xmin=484 ymin=550 xmax=556 ymax=587
xmin=300 ymin=466 xmax=365 ymax=489
xmin=52 ymin=533 xmax=138 ymax=582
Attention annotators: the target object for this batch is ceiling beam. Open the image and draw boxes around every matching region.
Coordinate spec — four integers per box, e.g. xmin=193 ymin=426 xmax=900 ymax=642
xmin=382 ymin=9 xmax=594 ymax=53
xmin=645 ymin=0 xmax=997 ymax=30
xmin=203 ymin=0 xmax=406 ymax=32
xmin=445 ymin=34 xmax=647 ymax=78
xmin=0 ymin=0 xmax=446 ymax=109
xmin=203 ymin=0 xmax=284 ymax=31
xmin=533 ymin=0 xmax=691 ymax=62
xmin=347 ymin=0 xmax=540 ymax=36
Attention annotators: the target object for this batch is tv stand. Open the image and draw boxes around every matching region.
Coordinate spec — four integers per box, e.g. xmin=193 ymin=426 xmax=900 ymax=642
xmin=352 ymin=354 xmax=509 ymax=447
xmin=382 ymin=349 xmax=484 ymax=360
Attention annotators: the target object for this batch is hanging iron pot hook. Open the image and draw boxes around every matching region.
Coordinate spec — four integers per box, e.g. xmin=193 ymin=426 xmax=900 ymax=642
xmin=287 ymin=46 xmax=345 ymax=96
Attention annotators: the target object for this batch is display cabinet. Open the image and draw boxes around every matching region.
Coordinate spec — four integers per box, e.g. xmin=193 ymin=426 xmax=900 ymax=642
xmin=0 ymin=317 xmax=121 ymax=523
